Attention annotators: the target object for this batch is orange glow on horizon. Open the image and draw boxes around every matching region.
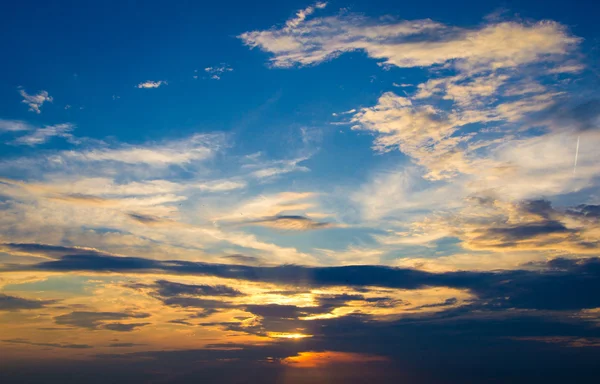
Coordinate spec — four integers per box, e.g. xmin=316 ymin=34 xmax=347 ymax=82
xmin=282 ymin=351 xmax=388 ymax=368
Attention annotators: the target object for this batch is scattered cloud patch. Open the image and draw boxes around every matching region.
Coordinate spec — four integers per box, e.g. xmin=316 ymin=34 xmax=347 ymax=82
xmin=205 ymin=64 xmax=233 ymax=80
xmin=18 ymin=88 xmax=53 ymax=113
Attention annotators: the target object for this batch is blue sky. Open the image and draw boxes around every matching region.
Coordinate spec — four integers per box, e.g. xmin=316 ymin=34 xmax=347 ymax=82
xmin=1 ymin=1 xmax=600 ymax=382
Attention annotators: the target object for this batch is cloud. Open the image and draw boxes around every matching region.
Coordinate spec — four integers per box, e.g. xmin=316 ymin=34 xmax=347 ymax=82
xmin=136 ymin=80 xmax=167 ymax=89
xmin=194 ymin=180 xmax=247 ymax=192
xmin=54 ymin=311 xmax=151 ymax=330
xmin=63 ymin=133 xmax=222 ymax=165
xmin=240 ymin=10 xmax=576 ymax=70
xmin=18 ymin=89 xmax=53 ymax=113
xmin=385 ymin=198 xmax=600 ymax=257
xmin=102 ymin=323 xmax=150 ymax=332
xmin=0 ymin=242 xmax=109 ymax=259
xmin=220 ymin=254 xmax=262 ymax=265
xmin=243 ymin=303 xmax=333 ymax=319
xmin=244 ymin=215 xmax=334 ymax=231
xmin=126 ymin=212 xmax=172 ymax=226
xmin=130 ymin=279 xmax=244 ymax=298
xmin=108 ymin=342 xmax=146 ymax=347
xmin=0 ymin=293 xmax=57 ymax=311
xmin=205 ymin=64 xmax=233 ymax=80
xmin=2 ymin=338 xmax=93 ymax=349
xmin=8 ymin=250 xmax=600 ymax=312
xmin=244 ymin=156 xmax=310 ymax=180
xmin=10 ymin=123 xmax=74 ymax=146
xmin=0 ymin=119 xmax=33 ymax=132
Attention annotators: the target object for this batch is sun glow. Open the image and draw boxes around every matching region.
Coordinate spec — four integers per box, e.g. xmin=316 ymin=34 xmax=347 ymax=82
xmin=267 ymin=332 xmax=312 ymax=339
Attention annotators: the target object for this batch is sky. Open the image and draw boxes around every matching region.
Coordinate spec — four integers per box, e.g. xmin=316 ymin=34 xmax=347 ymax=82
xmin=1 ymin=0 xmax=600 ymax=382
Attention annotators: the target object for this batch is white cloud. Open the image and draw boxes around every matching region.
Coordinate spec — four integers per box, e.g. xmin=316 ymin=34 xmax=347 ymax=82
xmin=284 ymin=2 xmax=328 ymax=31
xmin=18 ymin=89 xmax=53 ymax=113
xmin=240 ymin=9 xmax=577 ymax=70
xmin=136 ymin=80 xmax=167 ymax=89
xmin=64 ymin=133 xmax=223 ymax=165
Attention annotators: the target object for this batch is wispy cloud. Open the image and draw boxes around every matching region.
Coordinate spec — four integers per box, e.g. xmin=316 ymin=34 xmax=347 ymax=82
xmin=10 ymin=123 xmax=74 ymax=146
xmin=0 ymin=119 xmax=32 ymax=132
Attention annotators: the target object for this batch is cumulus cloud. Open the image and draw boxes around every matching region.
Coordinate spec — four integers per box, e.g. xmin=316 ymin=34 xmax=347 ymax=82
xmin=18 ymin=89 xmax=53 ymax=113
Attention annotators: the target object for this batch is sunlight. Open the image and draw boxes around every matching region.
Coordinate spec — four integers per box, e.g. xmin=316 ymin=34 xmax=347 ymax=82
xmin=266 ymin=332 xmax=312 ymax=340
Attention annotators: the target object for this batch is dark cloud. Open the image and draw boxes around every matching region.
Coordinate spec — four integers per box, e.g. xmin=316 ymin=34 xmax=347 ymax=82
xmin=519 ymin=199 xmax=556 ymax=219
xmin=54 ymin=311 xmax=151 ymax=330
xmin=138 ymin=279 xmax=243 ymax=297
xmin=314 ymin=293 xmax=365 ymax=308
xmin=566 ymin=204 xmax=600 ymax=219
xmin=0 ymin=242 xmax=108 ymax=259
xmin=189 ymin=309 xmax=219 ymax=318
xmin=5 ymin=250 xmax=600 ymax=312
xmin=124 ymin=280 xmax=243 ymax=320
xmin=102 ymin=323 xmax=149 ymax=332
xmin=479 ymin=220 xmax=570 ymax=243
xmin=108 ymin=342 xmax=146 ymax=347
xmin=168 ymin=319 xmax=194 ymax=326
xmin=0 ymin=293 xmax=56 ymax=311
xmin=412 ymin=297 xmax=458 ymax=310
xmin=126 ymin=212 xmax=166 ymax=225
xmin=2 ymin=338 xmax=92 ymax=349
xmin=161 ymin=297 xmax=234 ymax=310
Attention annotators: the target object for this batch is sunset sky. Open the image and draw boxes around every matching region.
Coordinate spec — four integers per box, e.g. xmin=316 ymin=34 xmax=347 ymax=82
xmin=1 ymin=0 xmax=599 ymax=383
